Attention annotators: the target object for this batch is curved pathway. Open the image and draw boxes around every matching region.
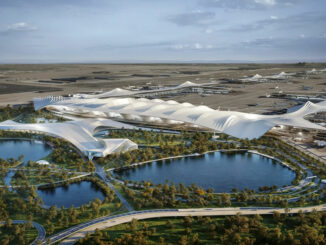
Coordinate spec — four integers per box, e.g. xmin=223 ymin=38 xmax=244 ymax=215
xmin=0 ymin=173 xmax=91 ymax=188
xmin=42 ymin=204 xmax=326 ymax=245
xmin=95 ymin=164 xmax=134 ymax=212
xmin=0 ymin=220 xmax=46 ymax=245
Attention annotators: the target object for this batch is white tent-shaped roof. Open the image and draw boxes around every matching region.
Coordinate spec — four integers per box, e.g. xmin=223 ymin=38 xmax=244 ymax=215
xmin=35 ymin=97 xmax=326 ymax=140
xmin=0 ymin=118 xmax=138 ymax=159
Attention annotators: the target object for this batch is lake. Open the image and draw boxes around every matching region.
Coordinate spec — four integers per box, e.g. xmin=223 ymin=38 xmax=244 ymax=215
xmin=0 ymin=139 xmax=52 ymax=164
xmin=114 ymin=151 xmax=296 ymax=192
xmin=0 ymin=139 xmax=52 ymax=186
xmin=37 ymin=181 xmax=105 ymax=208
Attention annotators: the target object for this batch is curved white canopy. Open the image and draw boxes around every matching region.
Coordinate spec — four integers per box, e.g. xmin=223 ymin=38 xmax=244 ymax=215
xmin=35 ymin=97 xmax=326 ymax=139
xmin=59 ymin=81 xmax=217 ymax=100
xmin=0 ymin=118 xmax=137 ymax=159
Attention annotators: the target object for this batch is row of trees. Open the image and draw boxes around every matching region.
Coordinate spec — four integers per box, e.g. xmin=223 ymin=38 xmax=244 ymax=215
xmin=77 ymin=210 xmax=326 ymax=245
xmin=0 ymin=155 xmax=24 ymax=168
xmin=119 ymin=177 xmax=326 ymax=209
xmin=101 ymin=133 xmax=305 ymax=172
xmin=102 ymin=132 xmax=236 ymax=169
xmin=121 ymin=181 xmax=218 ymax=209
xmin=122 ymin=182 xmax=270 ymax=209
xmin=11 ymin=165 xmax=75 ymax=186
xmin=22 ymin=108 xmax=66 ymax=124
xmin=0 ymin=221 xmax=35 ymax=245
xmin=0 ymin=104 xmax=65 ymax=123
xmin=0 ymin=104 xmax=33 ymax=122
xmin=44 ymin=136 xmax=94 ymax=172
xmin=0 ymin=130 xmax=91 ymax=172
xmin=0 ymin=175 xmax=122 ymax=236
xmin=107 ymin=129 xmax=181 ymax=146
xmin=108 ymin=134 xmax=326 ymax=209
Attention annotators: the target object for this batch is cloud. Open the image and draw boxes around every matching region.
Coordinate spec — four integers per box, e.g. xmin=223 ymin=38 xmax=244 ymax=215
xmin=88 ymin=41 xmax=176 ymax=51
xmin=254 ymin=0 xmax=276 ymax=6
xmin=230 ymin=36 xmax=326 ymax=61
xmin=172 ymin=43 xmax=214 ymax=50
xmin=0 ymin=0 xmax=103 ymax=8
xmin=1 ymin=22 xmax=37 ymax=34
xmin=240 ymin=36 xmax=326 ymax=53
xmin=167 ymin=10 xmax=215 ymax=26
xmin=95 ymin=41 xmax=216 ymax=52
xmin=226 ymin=11 xmax=326 ymax=32
xmin=199 ymin=0 xmax=302 ymax=10
xmin=205 ymin=28 xmax=213 ymax=34
xmin=241 ymin=37 xmax=275 ymax=48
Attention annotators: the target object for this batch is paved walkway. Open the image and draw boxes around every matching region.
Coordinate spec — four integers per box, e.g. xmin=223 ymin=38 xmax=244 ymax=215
xmin=282 ymin=138 xmax=326 ymax=165
xmin=0 ymin=173 xmax=91 ymax=188
xmin=95 ymin=164 xmax=134 ymax=212
xmin=54 ymin=204 xmax=326 ymax=244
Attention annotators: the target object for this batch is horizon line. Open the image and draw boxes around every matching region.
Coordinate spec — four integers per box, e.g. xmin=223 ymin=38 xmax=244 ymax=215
xmin=1 ymin=59 xmax=326 ymax=65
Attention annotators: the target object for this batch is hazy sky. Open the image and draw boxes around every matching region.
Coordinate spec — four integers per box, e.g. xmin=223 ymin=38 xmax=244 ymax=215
xmin=0 ymin=0 xmax=326 ymax=63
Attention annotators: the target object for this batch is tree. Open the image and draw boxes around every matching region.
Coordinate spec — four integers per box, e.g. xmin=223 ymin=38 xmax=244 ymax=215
xmin=179 ymin=235 xmax=188 ymax=245
xmin=5 ymin=218 xmax=12 ymax=229
xmin=273 ymin=211 xmax=282 ymax=224
xmin=191 ymin=233 xmax=199 ymax=245
xmin=166 ymin=220 xmax=174 ymax=229
xmin=49 ymin=205 xmax=57 ymax=220
xmin=1 ymin=236 xmax=10 ymax=245
xmin=183 ymin=216 xmax=194 ymax=228
xmin=130 ymin=218 xmax=138 ymax=232
xmin=86 ymin=161 xmax=96 ymax=172
xmin=47 ymin=223 xmax=55 ymax=234
xmin=185 ymin=227 xmax=192 ymax=235
xmin=158 ymin=237 xmax=166 ymax=245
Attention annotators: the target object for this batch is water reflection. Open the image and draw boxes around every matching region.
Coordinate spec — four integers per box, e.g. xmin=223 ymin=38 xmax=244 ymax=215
xmin=115 ymin=152 xmax=296 ymax=192
xmin=37 ymin=181 xmax=105 ymax=208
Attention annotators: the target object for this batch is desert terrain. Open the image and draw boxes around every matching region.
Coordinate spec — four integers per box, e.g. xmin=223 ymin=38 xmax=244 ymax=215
xmin=0 ymin=63 xmax=325 ymax=113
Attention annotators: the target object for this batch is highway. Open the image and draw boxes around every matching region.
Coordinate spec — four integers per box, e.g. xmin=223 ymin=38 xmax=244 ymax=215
xmin=0 ymin=220 xmax=46 ymax=245
xmin=40 ymin=204 xmax=326 ymax=245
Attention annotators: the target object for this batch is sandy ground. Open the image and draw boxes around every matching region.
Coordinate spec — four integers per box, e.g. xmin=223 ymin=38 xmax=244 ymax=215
xmin=0 ymin=63 xmax=325 ymax=113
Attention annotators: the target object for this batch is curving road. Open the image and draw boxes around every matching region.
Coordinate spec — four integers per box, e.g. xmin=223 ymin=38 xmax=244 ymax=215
xmin=95 ymin=164 xmax=134 ymax=212
xmin=0 ymin=220 xmax=46 ymax=245
xmin=30 ymin=221 xmax=46 ymax=245
xmin=42 ymin=204 xmax=326 ymax=245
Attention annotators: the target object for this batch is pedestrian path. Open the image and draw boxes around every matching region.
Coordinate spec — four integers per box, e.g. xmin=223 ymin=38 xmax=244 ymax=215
xmin=95 ymin=164 xmax=134 ymax=212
